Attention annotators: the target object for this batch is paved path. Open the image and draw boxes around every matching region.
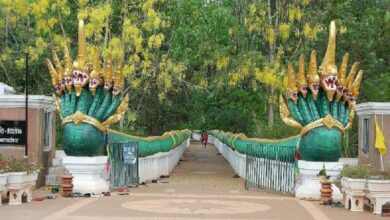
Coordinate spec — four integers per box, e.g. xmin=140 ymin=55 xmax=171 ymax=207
xmin=0 ymin=141 xmax=383 ymax=219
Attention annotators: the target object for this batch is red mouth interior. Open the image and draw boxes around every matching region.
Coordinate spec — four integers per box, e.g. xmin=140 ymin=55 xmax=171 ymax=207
xmin=324 ymin=76 xmax=337 ymax=89
xmin=291 ymin=92 xmax=298 ymax=100
xmin=337 ymin=86 xmax=344 ymax=94
xmin=64 ymin=78 xmax=72 ymax=85
xmin=311 ymin=84 xmax=319 ymax=91
xmin=73 ymin=71 xmax=88 ymax=84
xmin=89 ymin=79 xmax=98 ymax=87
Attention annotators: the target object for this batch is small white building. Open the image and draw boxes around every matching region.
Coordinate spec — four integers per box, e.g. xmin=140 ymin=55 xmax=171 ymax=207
xmin=0 ymin=82 xmax=56 ymax=186
xmin=356 ymin=102 xmax=390 ymax=172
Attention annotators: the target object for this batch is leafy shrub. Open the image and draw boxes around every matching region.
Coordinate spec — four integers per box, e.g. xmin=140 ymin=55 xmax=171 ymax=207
xmin=0 ymin=154 xmax=7 ymax=174
xmin=370 ymin=169 xmax=390 ymax=180
xmin=340 ymin=164 xmax=371 ymax=179
xmin=5 ymin=157 xmax=42 ymax=174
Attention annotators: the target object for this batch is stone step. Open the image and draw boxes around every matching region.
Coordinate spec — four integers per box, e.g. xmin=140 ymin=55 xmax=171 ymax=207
xmin=45 ymin=175 xmax=61 ymax=186
xmin=55 ymin=150 xmax=66 ymax=160
xmin=52 ymin=158 xmax=63 ymax=167
xmin=48 ymin=167 xmax=66 ymax=175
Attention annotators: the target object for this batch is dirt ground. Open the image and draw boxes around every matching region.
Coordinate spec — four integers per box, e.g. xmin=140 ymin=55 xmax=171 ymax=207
xmin=0 ymin=140 xmax=385 ymax=220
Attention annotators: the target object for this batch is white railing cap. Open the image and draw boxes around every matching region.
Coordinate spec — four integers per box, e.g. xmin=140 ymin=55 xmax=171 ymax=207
xmin=0 ymin=95 xmax=55 ymax=112
xmin=356 ymin=102 xmax=390 ymax=116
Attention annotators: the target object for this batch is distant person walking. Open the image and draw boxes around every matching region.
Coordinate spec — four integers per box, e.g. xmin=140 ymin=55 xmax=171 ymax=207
xmin=200 ymin=130 xmax=208 ymax=148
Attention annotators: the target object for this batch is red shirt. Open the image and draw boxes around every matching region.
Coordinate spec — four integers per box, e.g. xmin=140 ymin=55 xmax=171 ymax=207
xmin=201 ymin=132 xmax=208 ymax=142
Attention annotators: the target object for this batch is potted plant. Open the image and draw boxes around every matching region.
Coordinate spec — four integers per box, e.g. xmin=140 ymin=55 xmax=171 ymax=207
xmin=0 ymin=154 xmax=8 ymax=189
xmin=367 ymin=170 xmax=390 ymax=192
xmin=6 ymin=157 xmax=29 ymax=185
xmin=26 ymin=161 xmax=42 ymax=184
xmin=340 ymin=164 xmax=371 ymax=192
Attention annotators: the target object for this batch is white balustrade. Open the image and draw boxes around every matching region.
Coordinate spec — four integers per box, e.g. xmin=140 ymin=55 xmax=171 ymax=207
xmin=138 ymin=138 xmax=190 ymax=183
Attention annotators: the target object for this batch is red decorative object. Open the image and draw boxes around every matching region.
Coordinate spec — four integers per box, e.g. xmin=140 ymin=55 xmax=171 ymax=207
xmin=319 ymin=180 xmax=333 ymax=205
xmin=61 ymin=175 xmax=73 ymax=197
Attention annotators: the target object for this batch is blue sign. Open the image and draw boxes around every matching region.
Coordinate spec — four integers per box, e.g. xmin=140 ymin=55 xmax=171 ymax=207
xmin=122 ymin=142 xmax=137 ymax=165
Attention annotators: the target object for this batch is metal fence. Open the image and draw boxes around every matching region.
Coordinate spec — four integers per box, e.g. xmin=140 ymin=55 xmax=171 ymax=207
xmin=108 ymin=142 xmax=139 ymax=189
xmin=245 ymin=144 xmax=296 ymax=194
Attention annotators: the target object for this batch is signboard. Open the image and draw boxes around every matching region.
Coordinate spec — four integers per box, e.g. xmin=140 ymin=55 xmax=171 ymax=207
xmin=0 ymin=120 xmax=26 ymax=145
xmin=122 ymin=142 xmax=138 ymax=165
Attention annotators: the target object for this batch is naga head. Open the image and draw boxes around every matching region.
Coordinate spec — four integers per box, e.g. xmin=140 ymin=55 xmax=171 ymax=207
xmin=62 ymin=43 xmax=74 ymax=93
xmin=307 ymin=50 xmax=320 ymax=100
xmin=72 ymin=20 xmax=90 ymax=96
xmin=343 ymin=62 xmax=361 ymax=105
xmin=335 ymin=53 xmax=349 ymax=101
xmin=104 ymin=52 xmax=113 ymax=91
xmin=347 ymin=69 xmax=364 ymax=107
xmin=112 ymin=56 xmax=123 ymax=97
xmin=296 ymin=55 xmax=308 ymax=98
xmin=286 ymin=63 xmax=298 ymax=104
xmin=88 ymin=47 xmax=103 ymax=95
xmin=318 ymin=21 xmax=338 ymax=101
xmin=46 ymin=57 xmax=64 ymax=96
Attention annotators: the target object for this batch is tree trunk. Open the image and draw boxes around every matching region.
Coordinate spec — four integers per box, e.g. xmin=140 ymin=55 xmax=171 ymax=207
xmin=267 ymin=0 xmax=275 ymax=126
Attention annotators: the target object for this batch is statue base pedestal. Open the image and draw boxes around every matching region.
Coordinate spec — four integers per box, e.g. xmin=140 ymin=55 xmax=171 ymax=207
xmin=295 ymin=160 xmax=342 ymax=201
xmin=63 ymin=156 xmax=109 ymax=195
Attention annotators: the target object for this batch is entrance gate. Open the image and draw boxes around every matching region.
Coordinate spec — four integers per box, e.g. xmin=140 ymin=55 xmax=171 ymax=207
xmin=245 ymin=144 xmax=296 ymax=194
xmin=109 ymin=142 xmax=139 ymax=189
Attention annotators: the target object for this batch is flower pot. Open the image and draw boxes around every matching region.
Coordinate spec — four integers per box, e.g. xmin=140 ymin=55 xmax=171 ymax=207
xmin=0 ymin=173 xmax=8 ymax=188
xmin=341 ymin=177 xmax=366 ymax=192
xmin=27 ymin=172 xmax=38 ymax=183
xmin=7 ymin=172 xmax=28 ymax=185
xmin=367 ymin=180 xmax=390 ymax=192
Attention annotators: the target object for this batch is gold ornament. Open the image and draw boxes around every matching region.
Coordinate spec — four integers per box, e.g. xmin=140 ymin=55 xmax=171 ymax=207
xmin=52 ymin=94 xmax=62 ymax=120
xmin=279 ymin=96 xmax=302 ymax=129
xmin=102 ymin=95 xmax=129 ymax=127
xmin=300 ymin=115 xmax=345 ymax=136
xmin=62 ymin=111 xmax=106 ymax=132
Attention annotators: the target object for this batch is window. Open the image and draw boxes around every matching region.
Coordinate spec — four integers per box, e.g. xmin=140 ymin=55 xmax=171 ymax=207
xmin=362 ymin=117 xmax=369 ymax=154
xmin=44 ymin=112 xmax=53 ymax=151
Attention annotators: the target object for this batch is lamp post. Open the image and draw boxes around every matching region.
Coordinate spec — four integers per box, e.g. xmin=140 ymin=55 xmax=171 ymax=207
xmin=25 ymin=52 xmax=29 ymax=157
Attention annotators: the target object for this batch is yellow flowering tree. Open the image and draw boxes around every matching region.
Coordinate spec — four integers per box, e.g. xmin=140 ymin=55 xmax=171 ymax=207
xmin=0 ymin=0 xmax=71 ymax=92
xmin=238 ymin=0 xmax=322 ymax=125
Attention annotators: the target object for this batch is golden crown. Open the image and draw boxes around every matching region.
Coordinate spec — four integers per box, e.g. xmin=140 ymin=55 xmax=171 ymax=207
xmin=46 ymin=20 xmax=123 ymax=97
xmin=286 ymin=21 xmax=363 ymax=104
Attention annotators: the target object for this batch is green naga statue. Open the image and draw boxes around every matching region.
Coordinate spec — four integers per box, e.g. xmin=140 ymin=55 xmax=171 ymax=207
xmin=211 ymin=21 xmax=363 ymax=162
xmin=279 ymin=21 xmax=363 ymax=161
xmin=47 ymin=20 xmax=190 ymax=157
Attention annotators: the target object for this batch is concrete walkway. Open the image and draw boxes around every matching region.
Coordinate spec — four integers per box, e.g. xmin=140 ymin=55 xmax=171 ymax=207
xmin=0 ymin=141 xmax=383 ymax=219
